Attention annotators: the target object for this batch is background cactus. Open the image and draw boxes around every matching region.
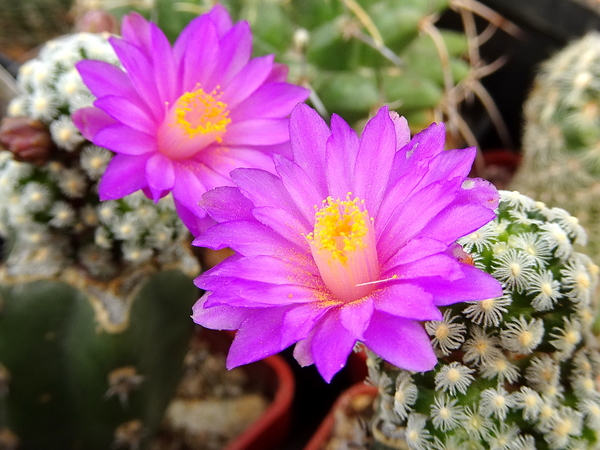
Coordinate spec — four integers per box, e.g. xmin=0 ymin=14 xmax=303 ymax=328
xmin=510 ymin=32 xmax=600 ymax=284
xmin=367 ymin=191 xmax=600 ymax=450
xmin=0 ymin=0 xmax=73 ymax=62
xmin=0 ymin=32 xmax=200 ymax=449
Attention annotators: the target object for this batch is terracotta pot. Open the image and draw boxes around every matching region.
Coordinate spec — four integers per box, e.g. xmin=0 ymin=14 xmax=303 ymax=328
xmin=225 ymin=345 xmax=294 ymax=450
xmin=303 ymin=383 xmax=378 ymax=450
xmin=158 ymin=328 xmax=295 ymax=450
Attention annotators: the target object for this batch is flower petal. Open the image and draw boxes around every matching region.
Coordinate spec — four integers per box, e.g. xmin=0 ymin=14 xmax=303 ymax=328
xmin=221 ymin=54 xmax=275 ymax=109
xmin=274 ymin=155 xmax=325 ymax=224
xmin=326 ymin=114 xmax=359 ymax=199
xmin=427 ymin=264 xmax=504 ymax=306
xmin=232 ymin=82 xmax=309 ymax=120
xmin=223 ymin=118 xmax=290 ymax=146
xmin=311 ymin=310 xmax=357 ymax=382
xmin=173 ymin=13 xmax=219 ymax=93
xmin=146 ymin=152 xmax=175 ymax=200
xmin=72 ymin=107 xmax=117 ymax=141
xmin=98 ymin=153 xmax=149 ymax=200
xmin=226 ymin=306 xmax=294 ymax=369
xmin=354 ymin=106 xmax=396 ymax=215
xmin=211 ymin=21 xmax=252 ymax=87
xmin=340 ymin=298 xmax=374 ymax=340
xmin=192 ymin=292 xmax=251 ymax=330
xmin=200 ymin=186 xmax=255 ymax=222
xmin=364 ymin=311 xmax=437 ymax=372
xmin=289 ymin=103 xmax=330 ymax=193
xmin=94 ymin=123 xmax=157 ymax=155
xmin=371 ymin=283 xmax=442 ymax=321
xmin=93 ymin=95 xmax=155 ymax=134
xmin=109 ymin=37 xmax=162 ymax=115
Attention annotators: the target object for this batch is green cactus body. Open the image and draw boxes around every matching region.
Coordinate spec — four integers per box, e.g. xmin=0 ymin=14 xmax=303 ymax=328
xmin=368 ymin=191 xmax=600 ymax=450
xmin=511 ymin=32 xmax=600 ymax=280
xmin=0 ymin=267 xmax=197 ymax=449
xmin=0 ymin=32 xmax=201 ymax=448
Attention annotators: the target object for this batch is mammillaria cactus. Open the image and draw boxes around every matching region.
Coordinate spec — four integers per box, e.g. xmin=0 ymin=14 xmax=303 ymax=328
xmin=367 ymin=191 xmax=600 ymax=450
xmin=0 ymin=32 xmax=199 ymax=449
xmin=510 ymin=32 xmax=600 ymax=273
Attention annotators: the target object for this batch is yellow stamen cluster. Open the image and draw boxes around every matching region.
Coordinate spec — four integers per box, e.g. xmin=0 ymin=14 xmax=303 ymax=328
xmin=306 ymin=195 xmax=370 ymax=264
xmin=174 ymin=86 xmax=231 ymax=140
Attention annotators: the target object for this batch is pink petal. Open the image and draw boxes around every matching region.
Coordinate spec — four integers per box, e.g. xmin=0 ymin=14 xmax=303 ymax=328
xmin=340 ymin=298 xmax=374 ymax=340
xmin=418 ymin=147 xmax=476 ymax=188
xmin=354 ymin=107 xmax=396 ymax=216
xmin=252 ymin=206 xmax=311 ymax=250
xmin=221 ymin=54 xmax=275 ymax=109
xmin=93 ymin=95 xmax=155 ymax=134
xmin=289 ymin=103 xmax=330 ymax=193
xmin=173 ymin=14 xmax=219 ymax=93
xmin=364 ymin=311 xmax=438 ymax=372
xmin=226 ymin=306 xmax=294 ymax=369
xmin=149 ymin=21 xmax=178 ymax=104
xmin=427 ymin=264 xmax=504 ymax=306
xmin=121 ymin=12 xmax=152 ymax=50
xmin=420 ymin=204 xmax=497 ymax=245
xmin=386 ymin=253 xmax=463 ymax=282
xmin=274 ymin=155 xmax=325 ymax=224
xmin=390 ymin=111 xmax=410 ymax=148
xmin=293 ymin=335 xmax=314 ymax=367
xmin=94 ymin=123 xmax=157 ymax=155
xmin=146 ymin=153 xmax=175 ymax=200
xmin=206 ymin=3 xmax=233 ymax=36
xmin=109 ymin=37 xmax=162 ymax=115
xmin=193 ymin=219 xmax=306 ymax=257
xmin=72 ymin=107 xmax=117 ymax=141
xmin=325 ymin=114 xmax=359 ymax=199
xmin=392 ymin=122 xmax=446 ymax=178
xmin=200 ymin=186 xmax=255 ymax=222
xmin=171 ymin=164 xmax=207 ymax=212
xmin=192 ymin=292 xmax=251 ymax=330
xmin=231 ymin=168 xmax=306 ymax=223
xmin=223 ymin=118 xmax=290 ymax=146
xmin=311 ymin=310 xmax=357 ymax=383
xmin=371 ymin=283 xmax=442 ymax=321
xmin=231 ymin=82 xmax=309 ymax=120
xmin=211 ymin=22 xmax=252 ymax=87
xmin=98 ymin=153 xmax=149 ymax=200
xmin=76 ymin=61 xmax=152 ymax=116
xmin=377 ymin=178 xmax=461 ymax=263
xmin=174 ymin=199 xmax=213 ymax=236
xmin=384 ymin=237 xmax=448 ymax=267
xmin=202 ymin=255 xmax=315 ymax=286
xmin=265 ymin=62 xmax=289 ymax=83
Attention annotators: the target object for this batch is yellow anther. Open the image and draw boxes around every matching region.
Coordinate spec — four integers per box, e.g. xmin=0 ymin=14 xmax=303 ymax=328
xmin=173 ymin=86 xmax=231 ymax=140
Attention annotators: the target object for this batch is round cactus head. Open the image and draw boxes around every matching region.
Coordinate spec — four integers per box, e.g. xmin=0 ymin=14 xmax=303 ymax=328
xmin=369 ymin=190 xmax=600 ymax=450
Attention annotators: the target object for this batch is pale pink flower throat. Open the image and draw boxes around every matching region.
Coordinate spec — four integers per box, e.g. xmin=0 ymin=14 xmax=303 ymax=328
xmin=157 ymin=85 xmax=231 ymax=160
xmin=307 ymin=195 xmax=380 ymax=302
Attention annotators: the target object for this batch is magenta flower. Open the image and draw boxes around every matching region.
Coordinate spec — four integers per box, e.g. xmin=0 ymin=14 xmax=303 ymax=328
xmin=73 ymin=5 xmax=309 ymax=235
xmin=192 ymin=104 xmax=503 ymax=382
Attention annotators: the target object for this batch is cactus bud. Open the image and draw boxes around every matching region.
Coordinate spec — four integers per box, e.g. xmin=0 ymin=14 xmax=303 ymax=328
xmin=0 ymin=117 xmax=54 ymax=166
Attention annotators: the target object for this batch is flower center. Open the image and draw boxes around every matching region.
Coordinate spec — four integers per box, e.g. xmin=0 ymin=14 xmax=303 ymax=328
xmin=157 ymin=85 xmax=231 ymax=160
xmin=306 ymin=195 xmax=380 ymax=303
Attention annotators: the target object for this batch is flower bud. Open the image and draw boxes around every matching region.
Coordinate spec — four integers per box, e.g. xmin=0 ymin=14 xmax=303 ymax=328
xmin=0 ymin=117 xmax=54 ymax=165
